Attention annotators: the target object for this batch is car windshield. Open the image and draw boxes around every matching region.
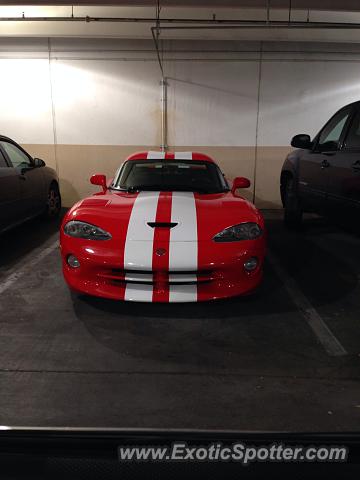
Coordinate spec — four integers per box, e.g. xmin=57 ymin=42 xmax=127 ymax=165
xmin=112 ymin=160 xmax=229 ymax=194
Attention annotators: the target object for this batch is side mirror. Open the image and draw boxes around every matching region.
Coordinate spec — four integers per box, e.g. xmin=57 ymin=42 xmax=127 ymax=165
xmin=231 ymin=177 xmax=251 ymax=194
xmin=90 ymin=174 xmax=107 ymax=193
xmin=291 ymin=134 xmax=312 ymax=149
xmin=33 ymin=158 xmax=46 ymax=168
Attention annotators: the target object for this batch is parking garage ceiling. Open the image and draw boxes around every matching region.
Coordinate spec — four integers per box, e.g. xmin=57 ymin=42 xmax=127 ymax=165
xmin=1 ymin=0 xmax=360 ymax=10
xmin=1 ymin=1 xmax=360 ymax=41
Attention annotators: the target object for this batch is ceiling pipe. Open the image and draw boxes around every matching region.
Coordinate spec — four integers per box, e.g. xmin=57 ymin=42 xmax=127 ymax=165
xmin=2 ymin=17 xmax=360 ymax=29
xmin=0 ymin=16 xmax=285 ymax=23
xmin=160 ymin=77 xmax=168 ymax=152
xmin=152 ymin=25 xmax=164 ymax=75
xmin=154 ymin=0 xmax=168 ymax=151
xmin=150 ymin=21 xmax=360 ymax=29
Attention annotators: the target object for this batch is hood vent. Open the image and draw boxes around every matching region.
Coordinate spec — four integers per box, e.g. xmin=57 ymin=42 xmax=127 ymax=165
xmin=147 ymin=222 xmax=178 ymax=229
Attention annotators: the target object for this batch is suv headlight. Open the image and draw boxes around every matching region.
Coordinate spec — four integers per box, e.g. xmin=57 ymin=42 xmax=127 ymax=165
xmin=64 ymin=220 xmax=111 ymax=240
xmin=213 ymin=222 xmax=262 ymax=242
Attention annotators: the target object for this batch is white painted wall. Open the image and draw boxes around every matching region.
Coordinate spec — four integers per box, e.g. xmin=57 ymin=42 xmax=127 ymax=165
xmin=0 ymin=58 xmax=54 ymax=144
xmin=2 ymin=39 xmax=360 ymax=147
xmin=167 ymin=60 xmax=260 ymax=146
xmin=258 ymin=58 xmax=360 ymax=146
xmin=51 ymin=60 xmax=161 ymax=145
xmin=1 ymin=38 xmax=360 ymax=206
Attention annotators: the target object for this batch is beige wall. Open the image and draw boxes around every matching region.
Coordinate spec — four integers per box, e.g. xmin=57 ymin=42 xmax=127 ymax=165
xmin=254 ymin=147 xmax=292 ymax=208
xmin=24 ymin=143 xmax=287 ymax=208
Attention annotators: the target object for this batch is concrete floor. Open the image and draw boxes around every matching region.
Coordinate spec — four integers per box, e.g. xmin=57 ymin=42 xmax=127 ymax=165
xmin=0 ymin=211 xmax=360 ymax=431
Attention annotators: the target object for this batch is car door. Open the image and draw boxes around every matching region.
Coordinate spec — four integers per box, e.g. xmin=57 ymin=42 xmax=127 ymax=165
xmin=0 ymin=140 xmax=45 ymax=220
xmin=0 ymin=147 xmax=22 ymax=232
xmin=325 ymin=106 xmax=360 ymax=216
xmin=298 ymin=105 xmax=353 ymax=214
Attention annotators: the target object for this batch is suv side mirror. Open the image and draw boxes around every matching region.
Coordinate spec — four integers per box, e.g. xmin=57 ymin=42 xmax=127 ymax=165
xmin=291 ymin=134 xmax=312 ymax=149
xmin=90 ymin=174 xmax=107 ymax=193
xmin=231 ymin=177 xmax=251 ymax=194
xmin=33 ymin=158 xmax=46 ymax=168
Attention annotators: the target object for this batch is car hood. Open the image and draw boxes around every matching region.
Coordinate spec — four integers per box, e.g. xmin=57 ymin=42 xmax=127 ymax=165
xmin=66 ymin=190 xmax=264 ymax=242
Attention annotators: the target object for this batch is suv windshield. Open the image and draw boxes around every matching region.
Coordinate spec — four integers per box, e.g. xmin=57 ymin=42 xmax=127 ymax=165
xmin=112 ymin=160 xmax=229 ymax=194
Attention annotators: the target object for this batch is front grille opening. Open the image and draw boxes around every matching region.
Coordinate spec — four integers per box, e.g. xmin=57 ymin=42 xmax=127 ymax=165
xmin=112 ymin=269 xmax=212 ymax=275
xmin=103 ymin=269 xmax=214 ymax=286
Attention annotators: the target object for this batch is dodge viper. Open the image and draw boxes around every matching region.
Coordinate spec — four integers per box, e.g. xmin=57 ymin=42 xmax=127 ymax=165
xmin=60 ymin=151 xmax=266 ymax=302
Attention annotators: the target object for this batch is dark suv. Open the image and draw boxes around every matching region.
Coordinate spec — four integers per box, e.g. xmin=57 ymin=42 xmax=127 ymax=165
xmin=0 ymin=135 xmax=61 ymax=234
xmin=281 ymin=101 xmax=360 ymax=228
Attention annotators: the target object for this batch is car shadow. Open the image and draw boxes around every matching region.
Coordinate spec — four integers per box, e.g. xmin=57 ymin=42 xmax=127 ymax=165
xmin=72 ymin=215 xmax=359 ymax=321
xmin=72 ymin=258 xmax=287 ymax=320
xmin=68 ymin=215 xmax=360 ymax=364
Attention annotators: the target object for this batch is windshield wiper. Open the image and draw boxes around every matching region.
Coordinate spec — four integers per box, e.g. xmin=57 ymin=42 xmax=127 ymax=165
xmin=122 ymin=186 xmax=225 ymax=194
xmin=124 ymin=185 xmax=159 ymax=193
xmin=126 ymin=186 xmax=141 ymax=193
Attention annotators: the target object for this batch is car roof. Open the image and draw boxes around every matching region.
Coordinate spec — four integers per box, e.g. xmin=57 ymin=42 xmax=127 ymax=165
xmin=0 ymin=135 xmax=16 ymax=143
xmin=337 ymin=100 xmax=360 ymax=111
xmin=125 ymin=151 xmax=216 ymax=164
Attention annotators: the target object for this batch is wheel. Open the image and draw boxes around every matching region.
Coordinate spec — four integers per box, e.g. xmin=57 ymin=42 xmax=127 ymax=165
xmin=283 ymin=177 xmax=303 ymax=230
xmin=44 ymin=183 xmax=61 ymax=219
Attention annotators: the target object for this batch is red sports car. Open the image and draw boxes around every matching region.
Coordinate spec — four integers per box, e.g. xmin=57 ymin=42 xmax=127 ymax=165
xmin=60 ymin=151 xmax=266 ymax=302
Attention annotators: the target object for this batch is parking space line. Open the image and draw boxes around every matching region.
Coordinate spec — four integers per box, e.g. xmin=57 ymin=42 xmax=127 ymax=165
xmin=0 ymin=237 xmax=59 ymax=295
xmin=267 ymin=251 xmax=348 ymax=357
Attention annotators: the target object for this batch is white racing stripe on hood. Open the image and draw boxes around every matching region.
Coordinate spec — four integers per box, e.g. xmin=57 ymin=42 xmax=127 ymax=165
xmin=124 ymin=191 xmax=160 ymax=301
xmin=123 ymin=190 xmax=198 ymax=302
xmin=169 ymin=192 xmax=198 ymax=244
xmin=169 ymin=192 xmax=198 ymax=302
xmin=174 ymin=152 xmax=192 ymax=160
xmin=147 ymin=151 xmax=166 ymax=159
xmin=124 ymin=191 xmax=160 ymax=270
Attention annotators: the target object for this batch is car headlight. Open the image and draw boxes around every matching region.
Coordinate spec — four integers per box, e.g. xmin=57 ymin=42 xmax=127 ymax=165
xmin=64 ymin=220 xmax=112 ymax=240
xmin=213 ymin=222 xmax=262 ymax=242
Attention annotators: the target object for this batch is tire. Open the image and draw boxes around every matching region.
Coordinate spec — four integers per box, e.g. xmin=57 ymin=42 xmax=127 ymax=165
xmin=283 ymin=177 xmax=303 ymax=230
xmin=44 ymin=183 xmax=61 ymax=219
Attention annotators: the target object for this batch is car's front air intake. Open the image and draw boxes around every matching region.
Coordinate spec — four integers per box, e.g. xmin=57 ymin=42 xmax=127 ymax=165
xmin=97 ymin=269 xmax=213 ymax=286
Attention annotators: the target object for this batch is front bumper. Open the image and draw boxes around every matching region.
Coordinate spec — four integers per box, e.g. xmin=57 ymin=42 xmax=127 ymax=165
xmin=60 ymin=237 xmax=265 ymax=303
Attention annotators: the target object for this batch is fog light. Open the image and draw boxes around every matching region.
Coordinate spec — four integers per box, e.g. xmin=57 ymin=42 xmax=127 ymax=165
xmin=67 ymin=254 xmax=80 ymax=268
xmin=244 ymin=257 xmax=258 ymax=272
